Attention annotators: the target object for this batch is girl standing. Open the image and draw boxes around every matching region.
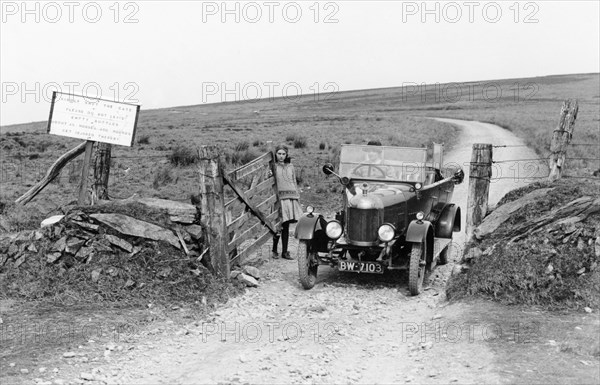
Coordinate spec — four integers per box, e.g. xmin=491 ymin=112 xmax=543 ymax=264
xmin=272 ymin=145 xmax=303 ymax=260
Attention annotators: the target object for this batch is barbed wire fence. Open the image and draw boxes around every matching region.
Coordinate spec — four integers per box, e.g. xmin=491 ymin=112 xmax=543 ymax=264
xmin=465 ymin=99 xmax=599 ymax=238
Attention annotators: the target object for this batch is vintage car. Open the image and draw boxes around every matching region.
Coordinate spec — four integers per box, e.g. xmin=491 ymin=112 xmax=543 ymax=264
xmin=294 ymin=143 xmax=464 ymax=295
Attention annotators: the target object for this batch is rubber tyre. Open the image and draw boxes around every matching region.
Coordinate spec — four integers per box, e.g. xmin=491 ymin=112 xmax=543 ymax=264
xmin=409 ymin=242 xmax=426 ymax=296
xmin=438 ymin=239 xmax=453 ymax=266
xmin=297 ymin=240 xmax=318 ymax=289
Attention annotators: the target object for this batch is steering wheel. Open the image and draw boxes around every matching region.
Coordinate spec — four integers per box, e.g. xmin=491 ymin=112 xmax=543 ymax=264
xmin=352 ymin=164 xmax=386 ymax=178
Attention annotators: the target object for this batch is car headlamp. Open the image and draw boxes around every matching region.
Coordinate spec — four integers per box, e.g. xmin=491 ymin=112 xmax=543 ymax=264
xmin=325 ymin=220 xmax=343 ymax=239
xmin=306 ymin=206 xmax=314 ymax=214
xmin=416 ymin=212 xmax=425 ymax=221
xmin=377 ymin=223 xmax=396 ymax=242
xmin=414 ymin=182 xmax=422 ymax=190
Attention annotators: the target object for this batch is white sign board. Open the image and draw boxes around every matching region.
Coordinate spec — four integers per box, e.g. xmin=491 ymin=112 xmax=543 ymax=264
xmin=47 ymin=92 xmax=140 ymax=147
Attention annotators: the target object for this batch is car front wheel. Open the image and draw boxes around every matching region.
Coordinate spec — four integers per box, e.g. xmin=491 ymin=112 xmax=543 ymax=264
xmin=297 ymin=240 xmax=318 ymax=289
xmin=409 ymin=241 xmax=426 ymax=296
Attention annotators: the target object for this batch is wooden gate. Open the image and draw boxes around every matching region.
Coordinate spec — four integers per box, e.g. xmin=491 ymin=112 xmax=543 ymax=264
xmin=198 ymin=145 xmax=281 ymax=277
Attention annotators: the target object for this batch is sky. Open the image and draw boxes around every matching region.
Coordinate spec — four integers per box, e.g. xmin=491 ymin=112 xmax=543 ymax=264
xmin=1 ymin=0 xmax=599 ymax=126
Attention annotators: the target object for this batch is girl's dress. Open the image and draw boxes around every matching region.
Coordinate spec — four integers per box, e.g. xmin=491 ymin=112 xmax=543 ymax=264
xmin=275 ymin=162 xmax=303 ymax=223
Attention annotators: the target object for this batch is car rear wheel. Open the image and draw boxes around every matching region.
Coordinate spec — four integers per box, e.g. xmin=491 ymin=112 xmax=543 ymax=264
xmin=409 ymin=241 xmax=426 ymax=296
xmin=297 ymin=240 xmax=318 ymax=289
xmin=438 ymin=239 xmax=453 ymax=265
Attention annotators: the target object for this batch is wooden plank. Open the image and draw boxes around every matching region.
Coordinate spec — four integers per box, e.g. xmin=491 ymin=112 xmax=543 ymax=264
xmin=245 ymin=178 xmax=276 ymax=200
xmin=256 ymin=194 xmax=278 ymax=212
xmin=249 ymin=172 xmax=261 ymax=190
xmin=228 ymin=151 xmax=271 ymax=176
xmin=228 ymin=222 xmax=264 ymax=252
xmin=15 ymin=141 xmax=87 ymax=205
xmin=227 ymin=210 xmax=278 ymax=251
xmin=227 ymin=193 xmax=278 ymax=231
xmin=465 ymin=143 xmax=492 ymax=241
xmin=223 ymin=173 xmax=277 ymax=234
xmin=228 ymin=152 xmax=271 ymax=180
xmin=231 ymin=229 xmax=273 ymax=264
xmin=227 ymin=212 xmax=278 ymax=253
xmin=227 ymin=210 xmax=251 ymax=230
xmin=77 ymin=141 xmax=95 ymax=205
xmin=225 ymin=196 xmax=245 ymax=211
xmin=235 ymin=163 xmax=269 ymax=183
xmin=224 ymin=177 xmax=275 ymax=208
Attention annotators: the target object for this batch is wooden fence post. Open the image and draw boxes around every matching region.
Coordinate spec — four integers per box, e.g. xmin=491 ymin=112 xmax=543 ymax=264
xmin=77 ymin=140 xmax=95 ymax=205
xmin=466 ymin=143 xmax=493 ymax=241
xmin=548 ymin=99 xmax=578 ymax=182
xmin=91 ymin=143 xmax=111 ymax=204
xmin=198 ymin=145 xmax=229 ymax=278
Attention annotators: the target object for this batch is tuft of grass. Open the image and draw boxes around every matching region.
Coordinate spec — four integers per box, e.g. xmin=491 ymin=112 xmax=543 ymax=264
xmin=234 ymin=141 xmax=250 ymax=152
xmin=284 ymin=133 xmax=308 ymax=149
xmin=226 ymin=149 xmax=259 ymax=166
xmin=169 ymin=146 xmax=198 ymax=167
xmin=152 ymin=166 xmax=174 ymax=188
xmin=137 ymin=135 xmax=150 ymax=145
xmin=293 ymin=137 xmax=307 ymax=149
xmin=0 ymin=202 xmax=49 ymax=231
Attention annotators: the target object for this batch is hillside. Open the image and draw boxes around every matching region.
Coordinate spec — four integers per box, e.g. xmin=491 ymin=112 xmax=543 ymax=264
xmin=1 ymin=73 xmax=598 ymax=228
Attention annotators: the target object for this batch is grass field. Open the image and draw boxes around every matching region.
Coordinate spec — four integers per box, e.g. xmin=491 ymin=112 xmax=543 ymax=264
xmin=1 ymin=73 xmax=598 ymax=230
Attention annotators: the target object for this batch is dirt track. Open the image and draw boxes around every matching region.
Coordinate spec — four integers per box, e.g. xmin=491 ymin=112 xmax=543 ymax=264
xmin=9 ymin=120 xmax=598 ymax=385
xmin=94 ymin=119 xmax=556 ymax=384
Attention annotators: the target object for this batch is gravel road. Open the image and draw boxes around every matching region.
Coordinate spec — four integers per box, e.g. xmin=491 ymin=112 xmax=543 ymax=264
xmin=95 ymin=119 xmax=548 ymax=384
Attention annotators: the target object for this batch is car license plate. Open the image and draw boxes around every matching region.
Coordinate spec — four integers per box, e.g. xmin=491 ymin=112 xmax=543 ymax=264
xmin=338 ymin=260 xmax=383 ymax=274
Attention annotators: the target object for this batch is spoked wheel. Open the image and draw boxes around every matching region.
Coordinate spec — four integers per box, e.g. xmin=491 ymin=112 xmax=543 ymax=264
xmin=297 ymin=240 xmax=318 ymax=289
xmin=408 ymin=241 xmax=427 ymax=296
xmin=438 ymin=238 xmax=453 ymax=266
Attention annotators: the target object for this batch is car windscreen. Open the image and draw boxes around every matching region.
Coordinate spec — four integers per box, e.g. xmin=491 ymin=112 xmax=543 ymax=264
xmin=338 ymin=145 xmax=429 ymax=182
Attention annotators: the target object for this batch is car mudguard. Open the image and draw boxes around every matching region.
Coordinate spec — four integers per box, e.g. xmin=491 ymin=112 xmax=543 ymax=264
xmin=406 ymin=220 xmax=434 ymax=263
xmin=294 ymin=214 xmax=327 ymax=240
xmin=294 ymin=214 xmax=329 ymax=253
xmin=436 ymin=204 xmax=461 ymax=238
xmin=405 ymin=220 xmax=433 ymax=244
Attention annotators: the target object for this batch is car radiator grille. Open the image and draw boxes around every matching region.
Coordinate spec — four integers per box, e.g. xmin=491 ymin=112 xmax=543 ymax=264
xmin=347 ymin=208 xmax=382 ymax=244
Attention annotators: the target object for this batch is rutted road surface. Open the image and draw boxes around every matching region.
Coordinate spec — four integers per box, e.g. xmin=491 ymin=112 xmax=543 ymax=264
xmin=99 ymin=119 xmax=547 ymax=384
